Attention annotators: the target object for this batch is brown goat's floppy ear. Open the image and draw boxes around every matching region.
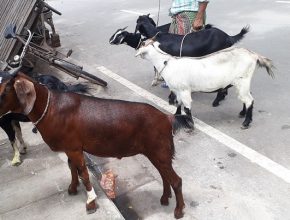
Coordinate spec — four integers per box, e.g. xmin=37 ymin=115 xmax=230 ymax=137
xmin=14 ymin=78 xmax=36 ymax=115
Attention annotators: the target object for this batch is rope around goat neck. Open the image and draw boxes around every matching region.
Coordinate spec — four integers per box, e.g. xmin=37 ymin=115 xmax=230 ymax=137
xmin=33 ymin=89 xmax=51 ymax=126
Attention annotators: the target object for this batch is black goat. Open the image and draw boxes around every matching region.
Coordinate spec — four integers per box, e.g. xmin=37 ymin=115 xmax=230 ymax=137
xmin=1 ymin=73 xmax=90 ymax=166
xmin=135 ymin=15 xmax=249 ymax=56
xmin=135 ymin=14 xmax=249 ymax=107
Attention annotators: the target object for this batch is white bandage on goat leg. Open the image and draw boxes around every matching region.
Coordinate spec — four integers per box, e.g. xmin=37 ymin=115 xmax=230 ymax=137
xmin=86 ymin=188 xmax=97 ymax=204
xmin=11 ymin=140 xmax=21 ymax=165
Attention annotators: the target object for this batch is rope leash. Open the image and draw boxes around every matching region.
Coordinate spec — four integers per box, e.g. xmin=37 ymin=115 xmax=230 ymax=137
xmin=156 ymin=0 xmax=161 ymax=26
xmin=179 ymin=28 xmax=197 ymax=57
xmin=33 ymin=89 xmax=51 ymax=126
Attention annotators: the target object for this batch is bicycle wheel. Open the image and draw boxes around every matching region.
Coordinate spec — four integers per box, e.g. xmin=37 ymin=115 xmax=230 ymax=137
xmin=53 ymin=59 xmax=107 ymax=87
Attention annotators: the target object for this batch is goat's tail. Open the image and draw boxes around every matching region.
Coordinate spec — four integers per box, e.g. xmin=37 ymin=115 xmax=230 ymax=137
xmin=230 ymin=26 xmax=250 ymax=45
xmin=169 ymin=114 xmax=194 ymax=134
xmin=66 ymin=83 xmax=90 ymax=94
xmin=257 ymin=55 xmax=275 ymax=78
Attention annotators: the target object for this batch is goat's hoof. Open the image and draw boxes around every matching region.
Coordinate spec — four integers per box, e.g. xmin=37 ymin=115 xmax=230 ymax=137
xmin=160 ymin=196 xmax=170 ymax=206
xmin=11 ymin=158 xmax=22 ymax=166
xmin=151 ymin=81 xmax=158 ymax=86
xmin=86 ymin=201 xmax=98 ymax=214
xmin=68 ymin=185 xmax=78 ymax=195
xmin=12 ymin=161 xmax=22 ymax=166
xmin=212 ymin=101 xmax=220 ymax=107
xmin=174 ymin=208 xmax=184 ymax=219
xmin=241 ymin=125 xmax=249 ymax=130
xmin=241 ymin=122 xmax=251 ymax=129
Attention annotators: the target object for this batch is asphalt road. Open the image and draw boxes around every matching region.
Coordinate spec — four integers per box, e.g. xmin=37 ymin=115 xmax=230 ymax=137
xmin=43 ymin=0 xmax=290 ymax=219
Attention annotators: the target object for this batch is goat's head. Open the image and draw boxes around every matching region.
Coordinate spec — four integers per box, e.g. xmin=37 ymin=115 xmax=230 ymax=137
xmin=135 ymin=38 xmax=157 ymax=59
xmin=0 ymin=72 xmax=36 ymax=116
xmin=136 ymin=14 xmax=156 ymax=27
xmin=109 ymin=26 xmax=128 ymax=45
xmin=135 ymin=14 xmax=157 ymax=36
xmin=0 ymin=72 xmax=20 ymax=116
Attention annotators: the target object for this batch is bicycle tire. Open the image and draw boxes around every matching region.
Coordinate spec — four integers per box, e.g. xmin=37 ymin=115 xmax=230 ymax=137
xmin=53 ymin=60 xmax=107 ymax=87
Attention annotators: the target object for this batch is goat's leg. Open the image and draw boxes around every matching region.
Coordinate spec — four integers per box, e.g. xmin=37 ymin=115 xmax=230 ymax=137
xmin=239 ymin=104 xmax=246 ymax=117
xmin=66 ymin=151 xmax=98 ymax=214
xmin=162 ymin=164 xmax=184 ymax=219
xmin=148 ymin=154 xmax=184 ymax=219
xmin=67 ymin=158 xmax=79 ymax=195
xmin=1 ymin=122 xmax=21 ymax=166
xmin=168 ymin=92 xmax=182 ymax=115
xmin=152 ymin=66 xmax=164 ymax=86
xmin=242 ymin=101 xmax=254 ymax=129
xmin=12 ymin=121 xmax=27 ymax=154
xmin=235 ymin=81 xmax=254 ymax=129
xmin=151 ymin=67 xmax=159 ymax=86
xmin=175 ymin=106 xmax=182 ymax=115
xmin=148 ymin=157 xmax=172 ymax=206
xmin=183 ymin=108 xmax=194 ymax=132
xmin=179 ymin=91 xmax=194 ymax=130
xmin=11 ymin=140 xmax=21 ymax=166
xmin=212 ymin=85 xmax=232 ymax=107
xmin=212 ymin=89 xmax=228 ymax=107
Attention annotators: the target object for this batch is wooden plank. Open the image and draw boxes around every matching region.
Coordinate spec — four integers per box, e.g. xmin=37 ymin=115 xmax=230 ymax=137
xmin=0 ymin=0 xmax=38 ymax=68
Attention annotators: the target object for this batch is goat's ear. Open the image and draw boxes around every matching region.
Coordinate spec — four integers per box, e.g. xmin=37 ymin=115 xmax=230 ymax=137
xmin=135 ymin=22 xmax=147 ymax=34
xmin=134 ymin=23 xmax=141 ymax=34
xmin=14 ymin=78 xmax=36 ymax=115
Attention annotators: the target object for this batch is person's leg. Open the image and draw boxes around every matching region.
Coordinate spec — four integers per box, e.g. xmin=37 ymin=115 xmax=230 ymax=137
xmin=169 ymin=11 xmax=199 ymax=35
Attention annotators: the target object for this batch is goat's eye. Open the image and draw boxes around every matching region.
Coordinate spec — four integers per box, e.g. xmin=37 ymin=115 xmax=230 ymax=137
xmin=141 ymin=42 xmax=145 ymax=46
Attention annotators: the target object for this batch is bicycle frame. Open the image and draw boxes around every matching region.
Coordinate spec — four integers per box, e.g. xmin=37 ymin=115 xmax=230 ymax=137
xmin=4 ymin=24 xmax=107 ymax=86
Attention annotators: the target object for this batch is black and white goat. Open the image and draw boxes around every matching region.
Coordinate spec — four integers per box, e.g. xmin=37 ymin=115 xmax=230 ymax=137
xmin=136 ymin=40 xmax=274 ymax=129
xmin=109 ymin=23 xmax=170 ymax=86
xmin=0 ymin=73 xmax=90 ymax=165
xmin=109 ymin=27 xmax=142 ymax=49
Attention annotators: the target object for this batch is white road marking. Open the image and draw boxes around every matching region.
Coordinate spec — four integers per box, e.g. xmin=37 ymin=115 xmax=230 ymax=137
xmin=276 ymin=0 xmax=290 ymax=3
xmin=96 ymin=65 xmax=290 ymax=184
xmin=120 ymin=10 xmax=155 ymax=17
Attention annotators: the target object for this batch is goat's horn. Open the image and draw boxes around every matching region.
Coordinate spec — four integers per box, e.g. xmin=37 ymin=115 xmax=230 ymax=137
xmin=122 ymin=26 xmax=128 ymax=30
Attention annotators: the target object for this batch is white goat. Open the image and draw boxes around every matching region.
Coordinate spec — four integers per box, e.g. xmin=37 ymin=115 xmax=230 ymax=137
xmin=136 ymin=40 xmax=274 ymax=128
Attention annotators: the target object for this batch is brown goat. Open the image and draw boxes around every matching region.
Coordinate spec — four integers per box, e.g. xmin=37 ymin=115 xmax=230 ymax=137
xmin=0 ymin=72 xmax=193 ymax=219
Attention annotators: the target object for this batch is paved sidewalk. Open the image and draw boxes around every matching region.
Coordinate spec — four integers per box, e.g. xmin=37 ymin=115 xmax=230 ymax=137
xmin=0 ymin=123 xmax=124 ymax=220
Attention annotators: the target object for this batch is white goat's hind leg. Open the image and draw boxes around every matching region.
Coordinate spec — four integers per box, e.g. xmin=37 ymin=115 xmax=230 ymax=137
xmin=235 ymin=79 xmax=254 ymax=129
xmin=11 ymin=139 xmax=21 ymax=166
xmin=12 ymin=121 xmax=27 ymax=154
xmin=178 ymin=90 xmax=194 ymax=131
